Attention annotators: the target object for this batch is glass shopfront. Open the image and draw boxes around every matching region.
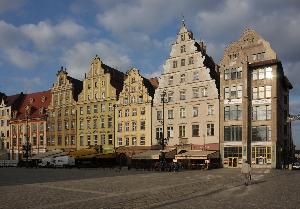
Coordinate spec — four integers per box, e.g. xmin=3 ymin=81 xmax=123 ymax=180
xmin=251 ymin=146 xmax=272 ymax=165
xmin=224 ymin=146 xmax=242 ymax=167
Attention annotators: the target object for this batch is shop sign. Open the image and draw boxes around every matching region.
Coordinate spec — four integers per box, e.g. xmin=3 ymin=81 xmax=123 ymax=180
xmin=224 ymin=98 xmax=242 ymax=105
xmin=252 ymin=99 xmax=271 ymax=105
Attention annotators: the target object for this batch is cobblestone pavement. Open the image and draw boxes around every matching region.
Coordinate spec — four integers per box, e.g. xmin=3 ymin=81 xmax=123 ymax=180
xmin=0 ymin=168 xmax=299 ymax=209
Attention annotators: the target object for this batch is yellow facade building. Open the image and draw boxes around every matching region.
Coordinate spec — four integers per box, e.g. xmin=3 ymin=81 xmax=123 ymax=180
xmin=47 ymin=68 xmax=83 ymax=151
xmin=76 ymin=55 xmax=124 ymax=152
xmin=115 ymin=68 xmax=157 ymax=148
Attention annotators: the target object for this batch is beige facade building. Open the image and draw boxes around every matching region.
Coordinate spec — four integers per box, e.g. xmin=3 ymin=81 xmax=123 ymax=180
xmin=219 ymin=29 xmax=293 ymax=168
xmin=47 ymin=67 xmax=83 ymax=151
xmin=152 ymin=21 xmax=219 ymax=150
xmin=0 ymin=93 xmax=24 ymax=158
xmin=115 ymin=68 xmax=157 ymax=148
xmin=76 ymin=55 xmax=124 ymax=152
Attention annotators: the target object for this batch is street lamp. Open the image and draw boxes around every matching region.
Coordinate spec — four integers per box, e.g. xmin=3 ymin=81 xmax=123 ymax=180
xmin=157 ymin=89 xmax=169 ymax=161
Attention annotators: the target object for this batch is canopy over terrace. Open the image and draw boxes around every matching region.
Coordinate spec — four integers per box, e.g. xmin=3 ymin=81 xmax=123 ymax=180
xmin=175 ymin=150 xmax=219 ymax=160
xmin=132 ymin=149 xmax=177 ymax=160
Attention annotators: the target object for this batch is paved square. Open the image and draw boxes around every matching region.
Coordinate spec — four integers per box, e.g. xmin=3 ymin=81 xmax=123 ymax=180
xmin=0 ymin=168 xmax=299 ymax=209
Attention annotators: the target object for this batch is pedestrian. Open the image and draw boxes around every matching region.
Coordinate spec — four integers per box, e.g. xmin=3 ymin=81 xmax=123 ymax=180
xmin=241 ymin=160 xmax=251 ymax=186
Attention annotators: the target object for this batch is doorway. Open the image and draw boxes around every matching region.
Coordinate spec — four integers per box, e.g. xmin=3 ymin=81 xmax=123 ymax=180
xmin=228 ymin=157 xmax=238 ymax=167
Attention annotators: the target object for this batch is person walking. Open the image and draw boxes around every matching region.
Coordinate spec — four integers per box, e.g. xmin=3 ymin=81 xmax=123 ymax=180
xmin=241 ymin=160 xmax=251 ymax=186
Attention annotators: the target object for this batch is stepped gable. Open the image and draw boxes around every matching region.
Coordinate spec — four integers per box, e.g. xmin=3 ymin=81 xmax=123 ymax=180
xmin=14 ymin=90 xmax=51 ymax=120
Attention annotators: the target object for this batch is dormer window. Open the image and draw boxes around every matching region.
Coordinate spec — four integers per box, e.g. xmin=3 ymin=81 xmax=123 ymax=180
xmin=29 ymin=98 xmax=34 ymax=104
xmin=181 ymin=45 xmax=186 ymax=53
xmin=41 ymin=96 xmax=45 ymax=103
xmin=39 ymin=107 xmax=44 ymax=114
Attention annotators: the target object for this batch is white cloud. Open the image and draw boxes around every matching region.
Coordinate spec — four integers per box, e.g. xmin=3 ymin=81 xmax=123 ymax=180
xmin=20 ymin=20 xmax=87 ymax=51
xmin=4 ymin=47 xmax=40 ymax=69
xmin=61 ymin=40 xmax=132 ymax=79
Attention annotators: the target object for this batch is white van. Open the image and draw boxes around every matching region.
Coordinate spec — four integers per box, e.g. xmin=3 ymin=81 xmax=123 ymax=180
xmin=54 ymin=156 xmax=75 ymax=168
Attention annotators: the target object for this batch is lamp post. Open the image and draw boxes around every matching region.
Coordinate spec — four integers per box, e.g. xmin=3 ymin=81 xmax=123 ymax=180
xmin=157 ymin=90 xmax=168 ymax=162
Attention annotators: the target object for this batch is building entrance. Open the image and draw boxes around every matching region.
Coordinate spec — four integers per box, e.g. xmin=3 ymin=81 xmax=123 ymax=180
xmin=228 ymin=157 xmax=238 ymax=167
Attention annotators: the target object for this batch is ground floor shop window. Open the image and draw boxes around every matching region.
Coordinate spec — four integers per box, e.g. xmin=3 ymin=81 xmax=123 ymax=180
xmin=252 ymin=146 xmax=271 ymax=164
xmin=224 ymin=146 xmax=242 ymax=167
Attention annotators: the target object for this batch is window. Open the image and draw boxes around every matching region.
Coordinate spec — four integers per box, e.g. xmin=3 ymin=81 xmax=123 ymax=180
xmin=180 ymin=108 xmax=186 ymax=118
xmin=109 ymin=103 xmax=113 ymax=111
xmin=65 ymin=121 xmax=69 ymax=129
xmin=181 ymin=45 xmax=186 ymax=53
xmin=108 ymin=117 xmax=112 ymax=128
xmin=180 ymin=90 xmax=186 ymax=100
xmin=201 ymin=87 xmax=208 ymax=97
xmin=192 ymin=125 xmax=199 ymax=137
xmin=224 ymin=126 xmax=242 ymax=141
xmin=252 ymin=105 xmax=271 ymax=120
xmin=101 ymin=134 xmax=105 ymax=145
xmin=181 ymin=34 xmax=185 ymax=41
xmin=252 ymin=146 xmax=272 ymax=165
xmin=224 ymin=106 xmax=230 ymax=121
xmin=102 ymin=80 xmax=105 ymax=86
xmin=125 ymin=137 xmax=129 ymax=146
xmin=168 ymin=109 xmax=174 ymax=119
xmin=189 ymin=57 xmax=194 ymax=65
xmin=132 ymin=137 xmax=137 ymax=145
xmin=131 ymin=77 xmax=135 ymax=83
xmin=237 ymin=85 xmax=242 ymax=98
xmin=224 ymin=105 xmax=242 ymax=120
xmin=224 ymin=69 xmax=230 ymax=80
xmin=173 ymin=60 xmax=177 ymax=68
xmin=108 ymin=134 xmax=113 ymax=145
xmin=168 ymin=92 xmax=174 ymax=102
xmin=230 ymin=85 xmax=237 ymax=98
xmin=252 ymin=69 xmax=257 ymax=80
xmin=101 ymin=104 xmax=105 ymax=112
xmin=167 ymin=127 xmax=174 ymax=138
xmin=80 ymin=107 xmax=83 ymax=115
xmin=259 ymin=68 xmax=265 ymax=79
xmin=118 ymin=123 xmax=122 ymax=132
xmin=132 ymin=121 xmax=137 ymax=131
xmin=266 ymin=86 xmax=272 ymax=98
xmin=224 ymin=87 xmax=230 ymax=99
xmin=138 ymin=95 xmax=143 ymax=103
xmin=156 ymin=127 xmax=163 ymax=139
xmin=168 ymin=76 xmax=173 ymax=85
xmin=157 ymin=110 xmax=162 ymax=120
xmin=79 ymin=120 xmax=83 ymax=130
xmin=181 ymin=59 xmax=185 ymax=66
xmin=100 ymin=118 xmax=105 ymax=128
xmin=224 ymin=146 xmax=242 ymax=158
xmin=94 ymin=105 xmax=98 ymax=113
xmin=252 ymin=126 xmax=271 ymax=141
xmin=141 ymin=107 xmax=145 ymax=115
xmin=193 ymin=88 xmax=199 ymax=98
xmin=94 ymin=135 xmax=98 ymax=145
xmin=58 ymin=136 xmax=62 ymax=145
xmin=208 ymin=105 xmax=214 ymax=116
xmin=193 ymin=107 xmax=198 ymax=117
xmin=140 ymin=137 xmax=145 ymax=145
xmin=118 ymin=138 xmax=122 ymax=146
xmin=125 ymin=122 xmax=129 ymax=131
xmin=124 ymin=97 xmax=128 ymax=105
xmin=237 ymin=68 xmax=242 ymax=79
xmin=93 ymin=119 xmax=97 ymax=129
xmin=132 ymin=108 xmax=137 ymax=116
xmin=207 ymin=124 xmax=214 ymax=136
xmin=231 ymin=68 xmax=237 ymax=80
xmin=193 ymin=71 xmax=199 ymax=80
xmin=87 ymin=120 xmax=90 ymax=129
xmin=118 ymin=110 xmax=122 ymax=117
xmin=252 ymin=87 xmax=258 ymax=100
xmin=64 ymin=109 xmax=68 ymax=116
xmin=259 ymin=86 xmax=264 ymax=98
xmin=140 ymin=121 xmax=145 ymax=130
xmin=180 ymin=74 xmax=185 ymax=83
xmin=101 ymin=92 xmax=105 ymax=99
xmin=252 ymin=54 xmax=257 ymax=61
xmin=125 ymin=109 xmax=129 ymax=117
xmin=179 ymin=126 xmax=186 ymax=138
xmin=130 ymin=96 xmax=135 ymax=104
xmin=265 ymin=67 xmax=272 ymax=79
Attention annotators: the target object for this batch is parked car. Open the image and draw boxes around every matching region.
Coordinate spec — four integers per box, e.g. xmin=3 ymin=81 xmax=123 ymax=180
xmin=38 ymin=157 xmax=55 ymax=167
xmin=53 ymin=156 xmax=75 ymax=168
xmin=292 ymin=162 xmax=300 ymax=170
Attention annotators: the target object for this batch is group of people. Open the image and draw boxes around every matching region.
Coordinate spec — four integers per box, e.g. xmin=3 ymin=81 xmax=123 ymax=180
xmin=241 ymin=160 xmax=252 ymax=186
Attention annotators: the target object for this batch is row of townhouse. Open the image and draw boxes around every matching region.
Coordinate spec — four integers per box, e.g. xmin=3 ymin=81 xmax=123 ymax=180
xmin=0 ymin=20 xmax=293 ymax=168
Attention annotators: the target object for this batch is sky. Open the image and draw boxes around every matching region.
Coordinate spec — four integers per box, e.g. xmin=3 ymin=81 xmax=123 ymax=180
xmin=0 ymin=0 xmax=300 ymax=148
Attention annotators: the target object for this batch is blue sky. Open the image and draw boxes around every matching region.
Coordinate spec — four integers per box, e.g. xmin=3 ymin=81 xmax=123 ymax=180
xmin=0 ymin=0 xmax=300 ymax=148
